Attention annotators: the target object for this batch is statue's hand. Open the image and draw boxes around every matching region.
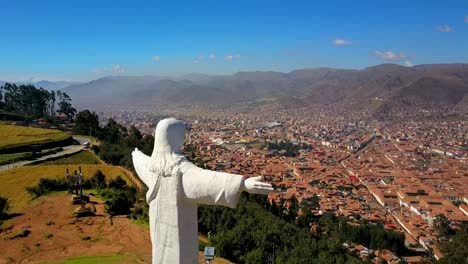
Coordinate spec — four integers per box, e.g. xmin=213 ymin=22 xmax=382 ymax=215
xmin=242 ymin=176 xmax=274 ymax=195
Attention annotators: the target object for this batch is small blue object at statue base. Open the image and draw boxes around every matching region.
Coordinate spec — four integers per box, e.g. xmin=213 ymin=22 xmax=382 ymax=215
xmin=204 ymin=247 xmax=215 ymax=261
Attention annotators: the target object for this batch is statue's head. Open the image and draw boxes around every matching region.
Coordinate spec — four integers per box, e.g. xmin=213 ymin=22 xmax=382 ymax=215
xmin=153 ymin=117 xmax=186 ymax=154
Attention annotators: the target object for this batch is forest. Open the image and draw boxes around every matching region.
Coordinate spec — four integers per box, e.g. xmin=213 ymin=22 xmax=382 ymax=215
xmin=0 ymin=83 xmax=76 ymax=120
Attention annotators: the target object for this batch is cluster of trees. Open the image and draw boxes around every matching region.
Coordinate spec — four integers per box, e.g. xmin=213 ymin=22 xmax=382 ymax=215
xmin=198 ymin=193 xmax=411 ymax=263
xmin=199 ymin=194 xmax=366 ymax=264
xmin=437 ymin=225 xmax=468 ymax=264
xmin=323 ymin=215 xmax=407 ymax=256
xmin=74 ymin=110 xmax=154 ymax=167
xmin=262 ymin=195 xmax=407 ymax=256
xmin=263 ymin=139 xmax=311 ymax=157
xmin=0 ymin=83 xmax=76 ymax=120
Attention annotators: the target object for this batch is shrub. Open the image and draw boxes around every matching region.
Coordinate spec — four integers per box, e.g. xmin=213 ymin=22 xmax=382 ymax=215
xmin=108 ymin=175 xmax=127 ymax=189
xmin=5 ymin=229 xmax=30 ymax=240
xmin=0 ymin=196 xmax=9 ymax=216
xmin=107 ymin=191 xmax=133 ymax=215
xmin=80 ymin=235 xmax=91 ymax=240
xmin=26 ymin=178 xmax=67 ymax=198
xmin=92 ymin=170 xmax=106 ymax=189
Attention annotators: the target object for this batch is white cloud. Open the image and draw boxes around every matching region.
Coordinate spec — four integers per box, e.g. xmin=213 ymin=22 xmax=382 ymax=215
xmin=435 ymin=24 xmax=453 ymax=32
xmin=404 ymin=60 xmax=414 ymax=67
xmin=225 ymin=54 xmax=240 ymax=60
xmin=373 ymin=51 xmax=408 ymax=61
xmin=193 ymin=60 xmax=200 ymax=64
xmin=209 ymin=53 xmax=216 ymax=59
xmin=112 ymin=64 xmax=124 ymax=72
xmin=332 ymin=38 xmax=352 ymax=46
xmin=465 ymin=16 xmax=468 ymax=23
xmin=92 ymin=64 xmax=125 ymax=74
xmin=152 ymin=55 xmax=160 ymax=61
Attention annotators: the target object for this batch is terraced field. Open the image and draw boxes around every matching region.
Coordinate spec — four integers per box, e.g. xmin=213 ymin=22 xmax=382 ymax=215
xmin=0 ymin=124 xmax=71 ymax=151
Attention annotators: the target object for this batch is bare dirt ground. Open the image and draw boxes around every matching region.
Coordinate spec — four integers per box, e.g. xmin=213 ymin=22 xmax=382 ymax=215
xmin=0 ymin=194 xmax=152 ymax=264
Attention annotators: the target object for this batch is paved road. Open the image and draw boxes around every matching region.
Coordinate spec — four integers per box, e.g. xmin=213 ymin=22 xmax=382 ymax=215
xmin=0 ymin=136 xmax=86 ymax=172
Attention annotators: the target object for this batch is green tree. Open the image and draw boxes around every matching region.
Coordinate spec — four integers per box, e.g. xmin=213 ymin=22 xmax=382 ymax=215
xmin=438 ymin=227 xmax=468 ymax=264
xmin=0 ymin=86 xmax=3 ymax=109
xmin=311 ymin=193 xmax=320 ymax=209
xmin=74 ymin=110 xmax=100 ymax=136
xmin=1 ymin=83 xmax=57 ymax=119
xmin=103 ymin=118 xmax=128 ymax=144
xmin=92 ymin=170 xmax=106 ymax=189
xmin=56 ymin=91 xmax=76 ymax=120
xmin=434 ymin=214 xmax=451 ymax=240
xmin=0 ymin=196 xmax=9 ymax=217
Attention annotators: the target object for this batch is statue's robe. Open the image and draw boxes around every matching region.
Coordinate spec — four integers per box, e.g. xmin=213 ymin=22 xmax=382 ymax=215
xmin=132 ymin=150 xmax=243 ymax=264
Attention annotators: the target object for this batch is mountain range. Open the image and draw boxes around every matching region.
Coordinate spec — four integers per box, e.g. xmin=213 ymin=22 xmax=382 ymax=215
xmin=59 ymin=63 xmax=468 ymax=117
xmin=0 ymin=80 xmax=82 ymax=91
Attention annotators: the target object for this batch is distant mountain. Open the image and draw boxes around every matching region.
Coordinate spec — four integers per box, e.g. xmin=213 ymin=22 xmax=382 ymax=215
xmin=62 ymin=63 xmax=468 ymax=117
xmin=0 ymin=80 xmax=82 ymax=91
xmin=32 ymin=80 xmax=83 ymax=90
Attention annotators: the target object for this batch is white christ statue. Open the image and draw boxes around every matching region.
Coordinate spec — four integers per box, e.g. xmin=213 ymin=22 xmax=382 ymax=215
xmin=132 ymin=117 xmax=273 ymax=264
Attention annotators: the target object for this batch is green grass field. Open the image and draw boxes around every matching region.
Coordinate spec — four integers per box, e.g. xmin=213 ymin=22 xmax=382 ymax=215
xmin=42 ymin=252 xmax=232 ymax=264
xmin=0 ymin=148 xmax=64 ymax=165
xmin=0 ymin=124 xmax=70 ymax=149
xmin=0 ymin=152 xmax=31 ymax=165
xmin=42 ymin=253 xmax=138 ymax=264
xmin=0 ymin=164 xmax=132 ymax=210
xmin=39 ymin=151 xmax=101 ymax=165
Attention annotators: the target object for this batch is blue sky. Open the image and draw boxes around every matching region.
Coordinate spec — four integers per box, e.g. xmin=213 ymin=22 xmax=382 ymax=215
xmin=0 ymin=0 xmax=467 ymax=81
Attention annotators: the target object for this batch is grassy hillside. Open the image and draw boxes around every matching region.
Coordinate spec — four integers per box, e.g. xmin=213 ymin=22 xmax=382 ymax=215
xmin=38 ymin=150 xmax=101 ymax=165
xmin=0 ymin=152 xmax=31 ymax=165
xmin=0 ymin=124 xmax=71 ymax=151
xmin=0 ymin=164 xmax=131 ymax=210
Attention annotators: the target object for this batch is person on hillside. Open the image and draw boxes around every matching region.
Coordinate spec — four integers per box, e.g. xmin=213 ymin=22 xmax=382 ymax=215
xmin=73 ymin=170 xmax=79 ymax=196
xmin=78 ymin=167 xmax=83 ymax=196
xmin=65 ymin=168 xmax=71 ymax=193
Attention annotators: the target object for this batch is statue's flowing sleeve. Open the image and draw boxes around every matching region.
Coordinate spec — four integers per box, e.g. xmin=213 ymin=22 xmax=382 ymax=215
xmin=132 ymin=150 xmax=152 ymax=187
xmin=179 ymin=161 xmax=244 ymax=208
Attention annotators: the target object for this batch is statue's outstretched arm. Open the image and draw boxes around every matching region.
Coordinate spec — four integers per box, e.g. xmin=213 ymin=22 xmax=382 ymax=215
xmin=179 ymin=161 xmax=244 ymax=208
xmin=131 ymin=148 xmax=152 ymax=187
xmin=179 ymin=161 xmax=273 ymax=208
